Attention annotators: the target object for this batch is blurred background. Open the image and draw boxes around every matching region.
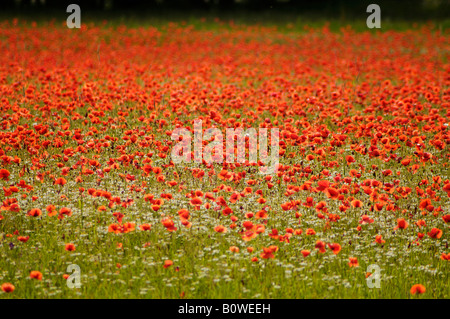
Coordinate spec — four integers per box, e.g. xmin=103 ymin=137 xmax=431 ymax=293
xmin=0 ymin=0 xmax=448 ymax=21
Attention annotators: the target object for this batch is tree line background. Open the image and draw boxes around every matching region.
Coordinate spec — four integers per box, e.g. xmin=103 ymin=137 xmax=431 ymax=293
xmin=0 ymin=0 xmax=448 ymax=20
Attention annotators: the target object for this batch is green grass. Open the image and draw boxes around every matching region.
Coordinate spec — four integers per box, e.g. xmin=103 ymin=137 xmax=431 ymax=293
xmin=0 ymin=109 xmax=447 ymax=298
xmin=0 ymin=17 xmax=448 ymax=299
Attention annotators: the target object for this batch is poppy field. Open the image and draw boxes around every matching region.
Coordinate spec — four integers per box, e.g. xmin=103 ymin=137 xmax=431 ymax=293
xmin=0 ymin=19 xmax=449 ymax=299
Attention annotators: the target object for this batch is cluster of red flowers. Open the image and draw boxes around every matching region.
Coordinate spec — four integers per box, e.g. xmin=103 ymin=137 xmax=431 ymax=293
xmin=0 ymin=20 xmax=448 ymax=296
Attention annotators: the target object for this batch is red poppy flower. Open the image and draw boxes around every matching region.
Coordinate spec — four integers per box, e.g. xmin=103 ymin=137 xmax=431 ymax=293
xmin=0 ymin=169 xmax=10 ymax=181
xmin=315 ymin=240 xmax=326 ymax=253
xmin=18 ymin=236 xmax=30 ymax=243
xmin=214 ymin=225 xmax=227 ymax=233
xmin=65 ymin=243 xmax=76 ymax=251
xmin=327 ymin=243 xmax=342 ymax=255
xmin=374 ymin=235 xmax=385 ymax=244
xmin=1 ymin=283 xmax=14 ymax=293
xmin=395 ymin=218 xmax=408 ymax=230
xmin=27 ymin=208 xmax=42 ymax=217
xmin=348 ymin=257 xmax=359 ymax=267
xmin=410 ymin=284 xmax=426 ymax=295
xmin=139 ymin=224 xmax=151 ymax=231
xmin=427 ymin=228 xmax=443 ymax=239
xmin=30 ymin=271 xmax=43 ymax=280
xmin=162 ymin=218 xmax=177 ymax=232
